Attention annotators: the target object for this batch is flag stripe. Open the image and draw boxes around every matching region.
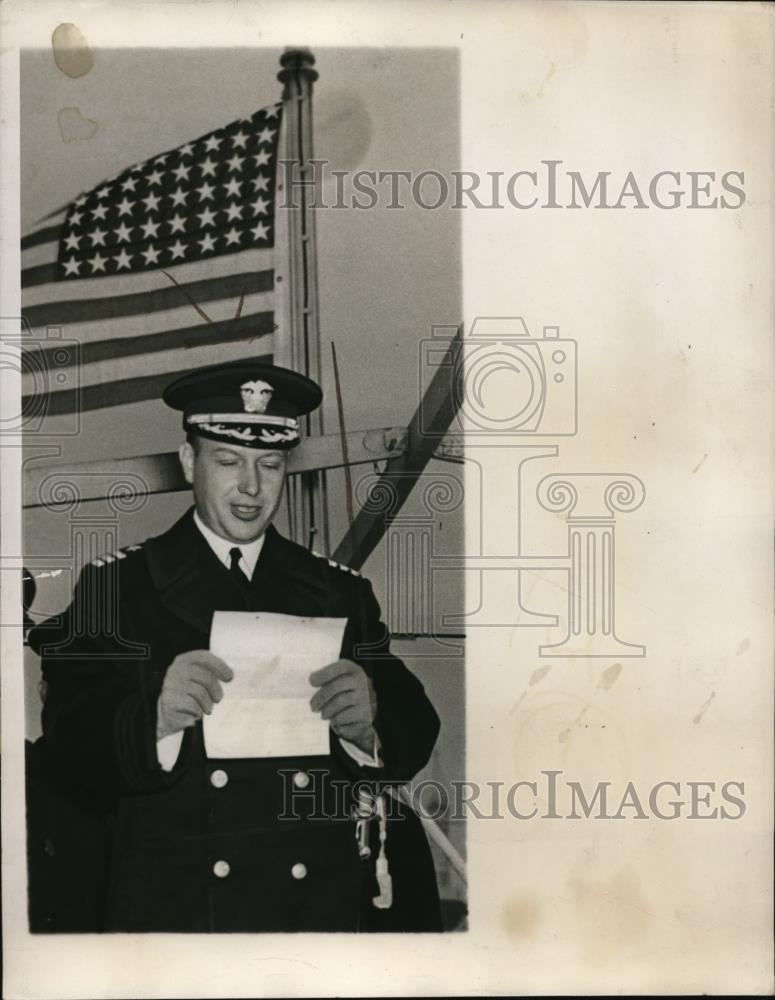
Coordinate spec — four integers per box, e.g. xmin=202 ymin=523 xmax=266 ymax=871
xmin=21 ymin=294 xmax=274 ymax=353
xmin=21 ymin=263 xmax=59 ymax=288
xmin=23 ymin=352 xmax=273 ymax=418
xmin=21 ymin=246 xmax=274 ymax=308
xmin=22 ymin=269 xmax=273 ymax=330
xmin=22 ymin=239 xmax=63 ymax=271
xmin=23 ymin=331 xmax=274 ymax=396
xmin=20 ymin=224 xmax=63 ymax=252
xmin=25 ymin=310 xmax=274 ymax=371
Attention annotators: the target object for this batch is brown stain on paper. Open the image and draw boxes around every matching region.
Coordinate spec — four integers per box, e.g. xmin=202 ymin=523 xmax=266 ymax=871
xmin=568 ymin=869 xmax=653 ymax=963
xmin=530 ymin=665 xmax=552 ymax=687
xmin=597 ymin=662 xmax=622 ymax=690
xmin=52 ymin=23 xmax=94 ymax=78
xmin=316 ymin=90 xmax=373 ymax=171
xmin=536 ymin=62 xmax=557 ymax=98
xmin=502 ymin=895 xmax=543 ymax=938
xmin=57 ymin=108 xmax=98 ymax=143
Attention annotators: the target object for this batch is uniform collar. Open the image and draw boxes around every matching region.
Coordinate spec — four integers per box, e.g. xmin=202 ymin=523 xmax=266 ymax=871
xmin=144 ymin=508 xmax=276 ymax=634
xmin=143 ymin=508 xmax=332 ymax=635
xmin=192 ymin=510 xmax=265 ymax=580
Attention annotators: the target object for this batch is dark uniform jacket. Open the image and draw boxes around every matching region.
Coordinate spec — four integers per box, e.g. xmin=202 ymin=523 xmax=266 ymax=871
xmin=28 ymin=508 xmax=442 ymax=933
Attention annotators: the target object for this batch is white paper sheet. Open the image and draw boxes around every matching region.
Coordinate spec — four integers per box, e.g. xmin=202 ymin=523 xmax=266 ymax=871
xmin=203 ymin=611 xmax=347 ymax=758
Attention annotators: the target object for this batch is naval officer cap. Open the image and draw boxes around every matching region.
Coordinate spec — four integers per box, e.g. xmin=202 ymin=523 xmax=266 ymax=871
xmin=163 ymin=360 xmax=322 ymax=450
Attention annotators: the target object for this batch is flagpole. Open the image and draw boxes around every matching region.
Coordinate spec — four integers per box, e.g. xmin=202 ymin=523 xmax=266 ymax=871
xmin=277 ymin=48 xmax=330 ymax=553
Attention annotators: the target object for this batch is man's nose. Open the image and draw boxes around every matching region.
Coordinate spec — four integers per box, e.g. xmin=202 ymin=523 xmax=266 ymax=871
xmin=237 ymin=464 xmax=261 ymax=496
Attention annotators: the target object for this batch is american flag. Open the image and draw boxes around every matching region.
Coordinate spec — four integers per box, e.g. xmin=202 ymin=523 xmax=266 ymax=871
xmin=21 ymin=102 xmax=282 ymax=422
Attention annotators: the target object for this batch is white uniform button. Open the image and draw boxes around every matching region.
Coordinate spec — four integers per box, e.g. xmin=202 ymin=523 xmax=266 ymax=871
xmin=293 ymin=770 xmax=310 ymax=789
xmin=291 ymin=862 xmax=307 ymax=880
xmin=213 ymin=860 xmax=231 ymax=878
xmin=210 ymin=769 xmax=228 ymax=789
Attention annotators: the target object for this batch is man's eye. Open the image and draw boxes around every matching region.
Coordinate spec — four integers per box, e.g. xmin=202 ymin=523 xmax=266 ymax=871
xmin=218 ymin=459 xmax=238 ymax=467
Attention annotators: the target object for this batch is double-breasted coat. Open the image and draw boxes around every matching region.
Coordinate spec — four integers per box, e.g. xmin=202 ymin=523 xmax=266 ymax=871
xmin=28 ymin=509 xmax=442 ymax=933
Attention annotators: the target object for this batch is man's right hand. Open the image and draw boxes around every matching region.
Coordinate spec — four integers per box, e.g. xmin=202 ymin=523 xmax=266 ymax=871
xmin=156 ymin=650 xmax=233 ymax=740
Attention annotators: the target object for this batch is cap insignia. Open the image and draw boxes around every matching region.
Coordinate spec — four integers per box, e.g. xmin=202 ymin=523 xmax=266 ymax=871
xmin=240 ymin=379 xmax=274 ymax=413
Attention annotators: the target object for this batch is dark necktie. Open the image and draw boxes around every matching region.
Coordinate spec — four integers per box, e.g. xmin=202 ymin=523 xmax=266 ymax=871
xmin=228 ymin=546 xmax=250 ymax=588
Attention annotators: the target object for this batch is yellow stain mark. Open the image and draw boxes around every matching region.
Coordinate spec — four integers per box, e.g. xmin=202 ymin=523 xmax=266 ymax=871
xmin=537 ymin=61 xmax=557 ymax=98
xmin=52 ymin=23 xmax=94 ymax=78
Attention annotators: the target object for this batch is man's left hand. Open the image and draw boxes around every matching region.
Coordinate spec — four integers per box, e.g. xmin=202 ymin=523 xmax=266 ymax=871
xmin=309 ymin=659 xmax=376 ymax=757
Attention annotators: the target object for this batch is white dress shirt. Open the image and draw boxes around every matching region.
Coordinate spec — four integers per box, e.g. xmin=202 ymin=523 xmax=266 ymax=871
xmin=192 ymin=509 xmax=265 ymax=578
xmin=156 ymin=513 xmax=379 ymax=770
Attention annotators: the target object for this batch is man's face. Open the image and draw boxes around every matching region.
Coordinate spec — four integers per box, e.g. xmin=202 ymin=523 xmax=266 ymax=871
xmin=179 ymin=436 xmax=287 ymax=544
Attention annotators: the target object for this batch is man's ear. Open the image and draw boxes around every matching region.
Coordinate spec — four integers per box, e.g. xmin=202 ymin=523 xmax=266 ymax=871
xmin=179 ymin=441 xmax=195 ymax=485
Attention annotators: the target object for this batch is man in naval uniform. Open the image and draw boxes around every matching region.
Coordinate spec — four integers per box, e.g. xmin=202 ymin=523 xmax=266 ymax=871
xmin=29 ymin=360 xmax=442 ymax=933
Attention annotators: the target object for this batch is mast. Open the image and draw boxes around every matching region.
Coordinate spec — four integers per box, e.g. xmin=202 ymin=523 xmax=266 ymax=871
xmin=276 ymin=48 xmax=329 ymax=552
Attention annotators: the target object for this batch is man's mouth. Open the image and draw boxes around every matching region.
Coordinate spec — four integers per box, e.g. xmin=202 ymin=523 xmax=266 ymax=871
xmin=231 ymin=503 xmax=262 ymax=520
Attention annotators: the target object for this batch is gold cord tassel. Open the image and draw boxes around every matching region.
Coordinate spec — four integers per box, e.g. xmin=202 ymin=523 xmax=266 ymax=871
xmin=372 ymin=794 xmax=393 ymax=910
xmin=354 ymin=788 xmax=372 ymax=860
